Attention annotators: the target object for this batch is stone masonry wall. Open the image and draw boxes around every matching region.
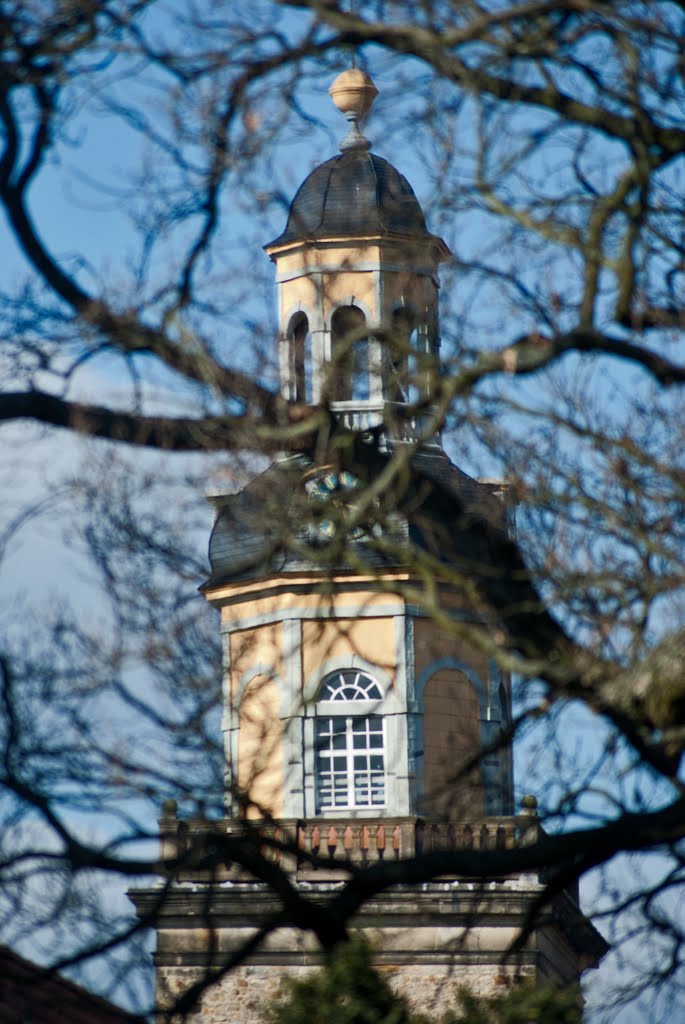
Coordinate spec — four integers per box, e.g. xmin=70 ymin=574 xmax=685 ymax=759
xmin=158 ymin=960 xmax=532 ymax=1024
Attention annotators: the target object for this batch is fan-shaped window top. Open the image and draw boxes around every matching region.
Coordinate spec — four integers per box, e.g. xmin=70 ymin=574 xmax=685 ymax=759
xmin=318 ymin=668 xmax=382 ymax=702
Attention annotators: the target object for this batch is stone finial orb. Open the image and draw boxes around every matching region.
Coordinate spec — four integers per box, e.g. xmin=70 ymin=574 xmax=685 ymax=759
xmin=520 ymin=793 xmax=539 ymax=814
xmin=329 ymin=68 xmax=378 ymax=151
xmin=328 ymin=67 xmax=379 ymax=119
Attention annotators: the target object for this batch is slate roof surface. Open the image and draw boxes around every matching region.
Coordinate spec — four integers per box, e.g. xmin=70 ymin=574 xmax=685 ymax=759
xmin=204 ymin=451 xmax=507 ymax=590
xmin=268 ymin=150 xmax=429 ymax=246
xmin=0 ymin=945 xmax=144 ymax=1024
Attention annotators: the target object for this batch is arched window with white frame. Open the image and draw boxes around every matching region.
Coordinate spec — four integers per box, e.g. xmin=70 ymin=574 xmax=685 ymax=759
xmin=314 ymin=668 xmax=385 ymax=811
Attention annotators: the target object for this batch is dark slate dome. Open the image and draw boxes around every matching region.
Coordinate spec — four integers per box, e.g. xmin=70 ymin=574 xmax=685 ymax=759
xmin=269 ymin=150 xmax=429 ymax=246
xmin=203 ymin=452 xmax=507 ymax=590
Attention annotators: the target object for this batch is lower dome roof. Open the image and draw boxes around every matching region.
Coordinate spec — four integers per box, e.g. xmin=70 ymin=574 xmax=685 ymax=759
xmin=203 ymin=452 xmax=507 ymax=590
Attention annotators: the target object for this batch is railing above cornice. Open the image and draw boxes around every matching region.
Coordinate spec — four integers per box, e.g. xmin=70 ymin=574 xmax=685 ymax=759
xmin=157 ymin=809 xmax=543 ymax=884
xmin=329 ymin=400 xmax=441 ymax=447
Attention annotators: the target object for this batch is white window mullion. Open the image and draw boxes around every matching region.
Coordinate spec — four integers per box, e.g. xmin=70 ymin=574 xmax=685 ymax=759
xmin=345 ymin=717 xmax=355 ymax=807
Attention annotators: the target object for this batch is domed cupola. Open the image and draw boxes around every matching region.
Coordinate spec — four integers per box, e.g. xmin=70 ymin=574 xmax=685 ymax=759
xmin=270 ymin=151 xmax=429 ymax=245
xmin=265 ymin=69 xmax=450 ymax=444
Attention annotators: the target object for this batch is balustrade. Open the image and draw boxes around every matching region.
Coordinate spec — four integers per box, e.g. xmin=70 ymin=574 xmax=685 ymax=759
xmin=160 ymin=813 xmax=536 ymax=880
xmin=328 ymin=400 xmax=440 ymax=445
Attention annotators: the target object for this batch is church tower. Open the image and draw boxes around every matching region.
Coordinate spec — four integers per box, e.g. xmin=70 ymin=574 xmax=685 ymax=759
xmin=130 ymin=69 xmax=607 ymax=1022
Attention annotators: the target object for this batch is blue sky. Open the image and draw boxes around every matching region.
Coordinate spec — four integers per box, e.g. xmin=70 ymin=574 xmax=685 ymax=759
xmin=1 ymin=8 xmax=684 ymax=1018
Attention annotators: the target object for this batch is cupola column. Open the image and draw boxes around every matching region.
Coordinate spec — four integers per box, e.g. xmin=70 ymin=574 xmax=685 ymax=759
xmin=311 ymin=328 xmax=330 ymax=405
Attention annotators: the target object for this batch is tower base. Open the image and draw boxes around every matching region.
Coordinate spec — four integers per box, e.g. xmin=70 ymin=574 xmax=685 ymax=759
xmin=131 ymin=867 xmax=607 ymax=1022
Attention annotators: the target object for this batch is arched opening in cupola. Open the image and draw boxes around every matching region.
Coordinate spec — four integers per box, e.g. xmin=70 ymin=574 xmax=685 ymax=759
xmin=287 ymin=311 xmax=311 ymax=403
xmin=387 ymin=307 xmax=437 ymax=404
xmin=410 ymin=320 xmax=437 ymax=402
xmin=330 ymin=305 xmax=369 ymax=401
xmin=386 ymin=307 xmax=414 ymax=402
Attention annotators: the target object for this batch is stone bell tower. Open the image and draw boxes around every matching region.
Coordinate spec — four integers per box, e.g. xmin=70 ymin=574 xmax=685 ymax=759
xmin=130 ymin=69 xmax=607 ymax=1023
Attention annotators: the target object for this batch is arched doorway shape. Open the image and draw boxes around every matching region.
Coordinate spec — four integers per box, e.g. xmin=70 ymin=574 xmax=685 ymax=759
xmin=416 ymin=658 xmax=487 ymax=819
xmin=286 ymin=311 xmax=311 ymax=403
xmin=330 ymin=305 xmax=369 ymax=401
xmin=385 ymin=306 xmax=414 ymax=402
xmin=422 ymin=668 xmax=482 ymax=817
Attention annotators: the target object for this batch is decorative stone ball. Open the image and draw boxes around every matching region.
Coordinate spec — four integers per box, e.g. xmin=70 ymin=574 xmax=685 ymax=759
xmin=161 ymin=797 xmax=178 ymax=818
xmin=328 ymin=68 xmax=379 ymax=119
